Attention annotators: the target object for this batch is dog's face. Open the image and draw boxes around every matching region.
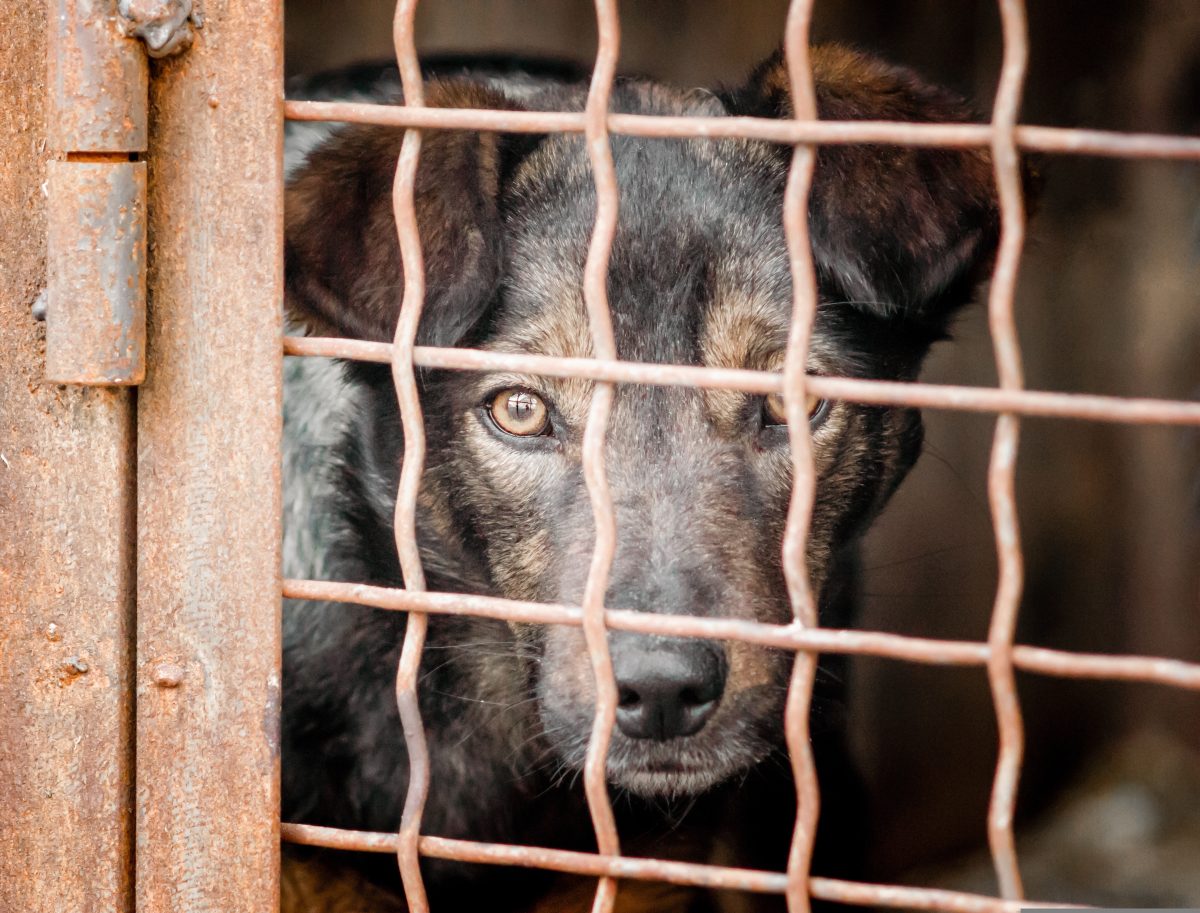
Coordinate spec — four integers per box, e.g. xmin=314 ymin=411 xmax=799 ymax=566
xmin=287 ymin=48 xmax=1004 ymax=798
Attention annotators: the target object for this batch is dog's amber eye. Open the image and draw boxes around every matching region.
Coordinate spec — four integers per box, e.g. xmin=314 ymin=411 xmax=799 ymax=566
xmin=764 ymin=391 xmax=824 ymax=426
xmin=489 ymin=389 xmax=550 ymax=436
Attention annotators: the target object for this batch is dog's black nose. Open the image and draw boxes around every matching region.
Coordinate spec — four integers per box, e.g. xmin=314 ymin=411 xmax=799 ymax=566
xmin=611 ymin=637 xmax=725 ymax=740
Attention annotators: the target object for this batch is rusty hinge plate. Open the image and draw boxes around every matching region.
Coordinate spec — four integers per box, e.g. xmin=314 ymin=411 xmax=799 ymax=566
xmin=45 ymin=161 xmax=147 ymax=386
xmin=49 ymin=0 xmax=149 ymax=153
xmin=45 ymin=1 xmax=155 ymax=385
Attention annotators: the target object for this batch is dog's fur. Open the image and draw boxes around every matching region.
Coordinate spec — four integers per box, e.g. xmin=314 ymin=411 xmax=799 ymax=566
xmin=282 ymin=47 xmax=1005 ymax=912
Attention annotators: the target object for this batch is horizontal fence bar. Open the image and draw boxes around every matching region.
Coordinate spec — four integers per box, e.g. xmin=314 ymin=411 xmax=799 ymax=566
xmin=283 ymin=579 xmax=1200 ymax=690
xmin=278 ymin=824 xmax=1079 ymax=913
xmin=283 ymin=100 xmax=1200 ymax=161
xmin=282 ymin=337 xmax=1200 ymax=426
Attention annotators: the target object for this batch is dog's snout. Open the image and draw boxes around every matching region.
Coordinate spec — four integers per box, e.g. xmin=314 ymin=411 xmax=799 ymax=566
xmin=611 ymin=637 xmax=725 ymax=740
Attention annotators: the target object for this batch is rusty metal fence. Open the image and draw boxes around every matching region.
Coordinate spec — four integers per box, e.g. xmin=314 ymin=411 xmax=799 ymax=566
xmin=275 ymin=0 xmax=1200 ymax=912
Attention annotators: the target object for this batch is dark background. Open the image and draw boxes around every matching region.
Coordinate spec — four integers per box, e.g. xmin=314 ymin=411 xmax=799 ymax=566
xmin=285 ymin=0 xmax=1200 ymax=890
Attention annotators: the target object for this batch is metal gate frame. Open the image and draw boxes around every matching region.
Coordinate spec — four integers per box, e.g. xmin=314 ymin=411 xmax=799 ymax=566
xmin=2 ymin=2 xmax=282 ymax=912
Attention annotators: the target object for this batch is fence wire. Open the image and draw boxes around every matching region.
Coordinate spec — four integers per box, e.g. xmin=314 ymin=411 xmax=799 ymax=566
xmin=279 ymin=0 xmax=1200 ymax=911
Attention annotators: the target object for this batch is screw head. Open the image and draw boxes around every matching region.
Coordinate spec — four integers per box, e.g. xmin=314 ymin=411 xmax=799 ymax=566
xmin=152 ymin=662 xmax=185 ymax=688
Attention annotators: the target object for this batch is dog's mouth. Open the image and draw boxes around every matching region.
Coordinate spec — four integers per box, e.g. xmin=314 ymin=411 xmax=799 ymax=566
xmin=546 ymin=719 xmax=774 ymax=799
xmin=609 ymin=757 xmax=744 ymax=798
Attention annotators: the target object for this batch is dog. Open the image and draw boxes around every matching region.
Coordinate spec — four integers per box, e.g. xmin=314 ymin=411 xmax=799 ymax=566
xmin=281 ymin=46 xmax=1007 ymax=913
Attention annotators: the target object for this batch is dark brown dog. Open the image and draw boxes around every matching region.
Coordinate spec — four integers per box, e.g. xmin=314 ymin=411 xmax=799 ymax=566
xmin=281 ymin=47 xmax=1005 ymax=912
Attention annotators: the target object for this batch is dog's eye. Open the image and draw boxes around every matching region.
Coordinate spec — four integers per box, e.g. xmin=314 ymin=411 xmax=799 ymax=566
xmin=764 ymin=391 xmax=825 ymax=426
xmin=488 ymin=388 xmax=550 ymax=436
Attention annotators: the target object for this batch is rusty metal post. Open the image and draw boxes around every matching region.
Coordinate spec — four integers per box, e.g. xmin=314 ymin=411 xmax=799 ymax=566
xmin=0 ymin=2 xmax=136 ymax=911
xmin=135 ymin=1 xmax=283 ymax=910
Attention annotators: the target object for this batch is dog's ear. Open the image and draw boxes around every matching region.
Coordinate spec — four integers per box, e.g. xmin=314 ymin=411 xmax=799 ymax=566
xmin=286 ymin=81 xmax=538 ymax=346
xmin=725 ymin=46 xmax=1021 ymax=335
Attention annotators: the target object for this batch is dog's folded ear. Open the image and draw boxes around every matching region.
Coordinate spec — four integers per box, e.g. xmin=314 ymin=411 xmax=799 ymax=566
xmin=286 ymin=81 xmax=537 ymax=346
xmin=725 ymin=46 xmax=1029 ymax=336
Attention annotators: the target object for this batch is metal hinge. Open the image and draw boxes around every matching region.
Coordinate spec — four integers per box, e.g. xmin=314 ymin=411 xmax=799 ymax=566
xmin=42 ymin=1 xmax=192 ymax=385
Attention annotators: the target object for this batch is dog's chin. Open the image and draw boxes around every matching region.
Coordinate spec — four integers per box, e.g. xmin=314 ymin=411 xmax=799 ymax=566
xmin=553 ymin=735 xmax=767 ymax=799
xmin=607 ymin=761 xmax=736 ymax=799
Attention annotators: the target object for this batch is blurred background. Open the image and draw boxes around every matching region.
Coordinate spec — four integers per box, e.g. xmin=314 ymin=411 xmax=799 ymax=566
xmin=285 ymin=0 xmax=1200 ymax=901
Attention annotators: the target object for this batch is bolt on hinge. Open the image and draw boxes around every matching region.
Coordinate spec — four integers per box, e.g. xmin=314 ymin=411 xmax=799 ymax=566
xmin=118 ymin=0 xmax=201 ymax=59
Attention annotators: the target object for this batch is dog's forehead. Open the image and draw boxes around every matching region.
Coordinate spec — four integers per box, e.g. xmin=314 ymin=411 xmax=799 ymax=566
xmin=491 ymin=236 xmax=792 ymax=365
xmin=481 ymin=108 xmax=848 ymax=430
xmin=498 ymin=131 xmax=793 ymax=363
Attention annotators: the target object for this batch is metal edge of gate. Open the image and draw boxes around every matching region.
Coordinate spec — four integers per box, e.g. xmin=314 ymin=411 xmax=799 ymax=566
xmin=0 ymin=2 xmax=138 ymax=911
xmin=134 ymin=1 xmax=284 ymax=911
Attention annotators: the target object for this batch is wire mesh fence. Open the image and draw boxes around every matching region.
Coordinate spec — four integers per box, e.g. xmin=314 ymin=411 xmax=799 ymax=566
xmin=278 ymin=1 xmax=1200 ymax=911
